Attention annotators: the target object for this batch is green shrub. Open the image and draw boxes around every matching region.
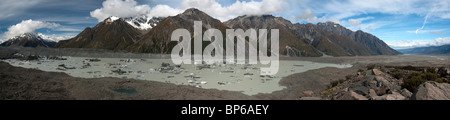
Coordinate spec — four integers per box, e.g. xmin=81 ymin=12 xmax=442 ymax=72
xmin=434 ymin=78 xmax=450 ymax=83
xmin=423 ymin=72 xmax=437 ymax=81
xmin=402 ymin=65 xmax=419 ymax=71
xmin=435 ymin=78 xmax=444 ymax=83
xmin=426 ymin=68 xmax=436 ymax=73
xmin=401 ymin=71 xmax=440 ymax=92
xmin=409 ymin=72 xmax=422 ymax=76
xmin=401 ymin=72 xmax=426 ymax=92
xmin=392 ymin=73 xmax=403 ymax=79
xmin=391 ymin=69 xmax=404 ymax=79
xmin=396 ymin=66 xmax=447 ymax=91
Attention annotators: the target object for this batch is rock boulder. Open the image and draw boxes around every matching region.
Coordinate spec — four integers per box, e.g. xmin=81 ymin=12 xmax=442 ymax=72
xmin=412 ymin=81 xmax=450 ymax=100
xmin=374 ymin=92 xmax=406 ymax=100
xmin=372 ymin=69 xmax=383 ymax=75
xmin=333 ymin=90 xmax=368 ymax=100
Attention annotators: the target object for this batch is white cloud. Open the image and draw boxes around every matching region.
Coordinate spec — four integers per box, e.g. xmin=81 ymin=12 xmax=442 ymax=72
xmin=90 ymin=0 xmax=286 ymax=22
xmin=295 ymin=9 xmax=327 ymax=23
xmin=343 ymin=17 xmax=381 ymax=31
xmin=348 ymin=17 xmax=374 ymax=27
xmin=2 ymin=19 xmax=60 ymax=40
xmin=338 ymin=18 xmax=397 ymax=32
xmin=179 ymin=0 xmax=286 ymax=21
xmin=90 ymin=0 xmax=151 ymax=22
xmin=386 ymin=37 xmax=450 ymax=49
xmin=406 ymin=29 xmax=448 ymax=34
xmin=148 ymin=5 xmax=183 ymax=18
xmin=365 ymin=26 xmax=373 ymax=31
xmin=348 ymin=19 xmax=361 ymax=26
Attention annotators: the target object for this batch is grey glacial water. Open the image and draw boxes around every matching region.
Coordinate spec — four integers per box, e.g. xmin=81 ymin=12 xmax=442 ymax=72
xmin=2 ymin=57 xmax=352 ymax=95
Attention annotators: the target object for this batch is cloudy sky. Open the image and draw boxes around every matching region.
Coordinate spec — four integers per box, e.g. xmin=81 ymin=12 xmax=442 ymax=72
xmin=0 ymin=0 xmax=449 ymax=49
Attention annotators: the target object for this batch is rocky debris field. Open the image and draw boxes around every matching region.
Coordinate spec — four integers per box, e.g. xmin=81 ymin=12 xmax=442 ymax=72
xmin=321 ymin=65 xmax=450 ymax=100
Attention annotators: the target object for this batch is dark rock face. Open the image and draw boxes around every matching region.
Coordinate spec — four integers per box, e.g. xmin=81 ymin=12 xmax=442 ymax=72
xmin=291 ymin=23 xmax=373 ymax=56
xmin=147 ymin=17 xmax=165 ymax=28
xmin=225 ymin=16 xmax=400 ymax=57
xmin=57 ymin=17 xmax=146 ymax=50
xmin=1 ymin=33 xmax=56 ymax=48
xmin=315 ymin=22 xmax=401 ymax=55
xmin=353 ymin=30 xmax=401 ymax=55
xmin=224 ymin=15 xmax=323 ymax=57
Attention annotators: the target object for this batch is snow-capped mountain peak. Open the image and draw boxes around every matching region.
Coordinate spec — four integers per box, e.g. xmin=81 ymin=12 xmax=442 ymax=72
xmin=11 ymin=32 xmax=42 ymax=40
xmin=102 ymin=15 xmax=165 ymax=30
xmin=7 ymin=32 xmax=70 ymax=42
xmin=124 ymin=15 xmax=151 ymax=30
xmin=124 ymin=15 xmax=165 ymax=30
xmin=1 ymin=32 xmax=57 ymax=48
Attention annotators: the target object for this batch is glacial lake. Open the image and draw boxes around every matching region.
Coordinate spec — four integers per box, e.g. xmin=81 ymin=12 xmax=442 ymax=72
xmin=3 ymin=57 xmax=352 ymax=95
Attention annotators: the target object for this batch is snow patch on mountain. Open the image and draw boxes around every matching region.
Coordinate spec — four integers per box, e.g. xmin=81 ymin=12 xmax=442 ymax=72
xmin=110 ymin=16 xmax=120 ymax=22
xmin=104 ymin=15 xmax=164 ymax=30
xmin=124 ymin=15 xmax=165 ymax=30
xmin=11 ymin=32 xmax=41 ymax=40
xmin=7 ymin=32 xmax=70 ymax=42
xmin=1 ymin=32 xmax=57 ymax=48
xmin=124 ymin=15 xmax=152 ymax=30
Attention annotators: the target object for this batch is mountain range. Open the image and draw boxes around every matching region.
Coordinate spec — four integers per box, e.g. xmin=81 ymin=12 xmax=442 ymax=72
xmin=0 ymin=33 xmax=56 ymax=48
xmin=1 ymin=8 xmax=401 ymax=57
xmin=397 ymin=44 xmax=450 ymax=54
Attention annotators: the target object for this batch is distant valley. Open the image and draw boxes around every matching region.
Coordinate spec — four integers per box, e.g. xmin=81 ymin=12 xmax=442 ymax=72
xmin=397 ymin=44 xmax=450 ymax=55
